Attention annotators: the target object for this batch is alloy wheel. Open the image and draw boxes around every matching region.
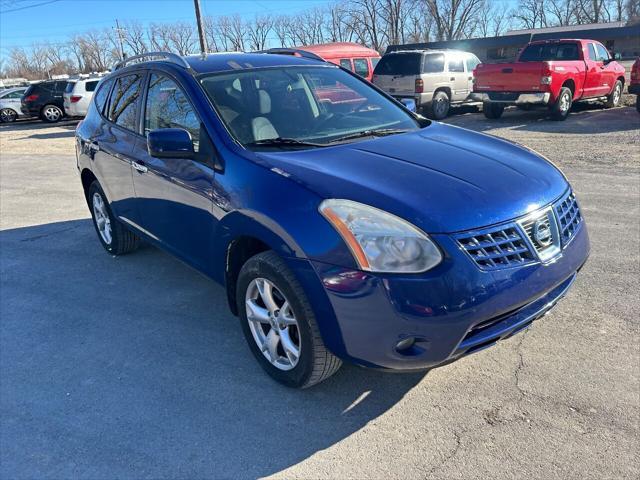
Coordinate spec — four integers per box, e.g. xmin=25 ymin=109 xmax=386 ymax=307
xmin=560 ymin=92 xmax=570 ymax=113
xmin=245 ymin=277 xmax=301 ymax=371
xmin=0 ymin=108 xmax=17 ymax=123
xmin=613 ymin=84 xmax=621 ymax=106
xmin=92 ymin=192 xmax=112 ymax=245
xmin=44 ymin=106 xmax=61 ymax=122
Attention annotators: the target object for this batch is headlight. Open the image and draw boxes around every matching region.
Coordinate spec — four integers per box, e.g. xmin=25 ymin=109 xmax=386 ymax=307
xmin=319 ymin=199 xmax=442 ymax=273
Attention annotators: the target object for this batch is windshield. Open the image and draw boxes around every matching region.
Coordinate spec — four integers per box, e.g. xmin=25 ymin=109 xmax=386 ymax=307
xmin=519 ymin=43 xmax=580 ymax=62
xmin=200 ymin=66 xmax=420 ymax=149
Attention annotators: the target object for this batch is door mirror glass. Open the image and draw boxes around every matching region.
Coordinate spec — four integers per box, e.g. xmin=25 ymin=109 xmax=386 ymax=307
xmin=147 ymin=128 xmax=194 ymax=159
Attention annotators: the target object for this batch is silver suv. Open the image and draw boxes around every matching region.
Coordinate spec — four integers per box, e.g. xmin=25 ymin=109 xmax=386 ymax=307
xmin=372 ymin=49 xmax=481 ymax=119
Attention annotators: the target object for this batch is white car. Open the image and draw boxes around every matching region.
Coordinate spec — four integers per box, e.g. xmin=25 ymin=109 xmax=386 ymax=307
xmin=0 ymin=87 xmax=28 ymax=122
xmin=63 ymin=78 xmax=101 ymax=117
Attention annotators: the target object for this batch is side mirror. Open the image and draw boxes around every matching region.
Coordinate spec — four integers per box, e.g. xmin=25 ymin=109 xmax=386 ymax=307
xmin=603 ymin=57 xmax=614 ymax=65
xmin=147 ymin=128 xmax=194 ymax=159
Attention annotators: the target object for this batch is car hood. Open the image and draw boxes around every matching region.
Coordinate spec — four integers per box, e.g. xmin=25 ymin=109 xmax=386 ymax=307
xmin=254 ymin=122 xmax=568 ymax=233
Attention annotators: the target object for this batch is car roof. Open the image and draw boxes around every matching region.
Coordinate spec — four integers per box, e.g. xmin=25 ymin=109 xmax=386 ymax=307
xmin=386 ymin=49 xmax=473 ymax=56
xmin=184 ymin=52 xmax=333 ymax=75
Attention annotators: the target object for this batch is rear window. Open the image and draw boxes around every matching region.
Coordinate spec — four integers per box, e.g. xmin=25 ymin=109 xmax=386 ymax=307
xmin=65 ymin=82 xmax=76 ymax=94
xmin=374 ymin=53 xmax=422 ymax=75
xmin=520 ymin=43 xmax=580 ymax=62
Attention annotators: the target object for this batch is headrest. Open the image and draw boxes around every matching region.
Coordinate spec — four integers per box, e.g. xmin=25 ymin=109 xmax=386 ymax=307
xmin=258 ymin=89 xmax=271 ymax=115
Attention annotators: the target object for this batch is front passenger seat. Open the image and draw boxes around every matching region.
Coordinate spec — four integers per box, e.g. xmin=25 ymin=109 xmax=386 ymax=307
xmin=251 ymin=90 xmax=278 ymax=141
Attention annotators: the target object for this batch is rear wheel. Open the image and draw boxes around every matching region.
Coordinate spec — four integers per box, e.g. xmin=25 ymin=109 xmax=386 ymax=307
xmin=40 ymin=104 xmax=63 ymax=123
xmin=483 ymin=101 xmax=504 ymax=119
xmin=237 ymin=251 xmax=342 ymax=388
xmin=550 ymin=87 xmax=572 ymax=121
xmin=424 ymin=90 xmax=450 ymax=120
xmin=604 ymin=80 xmax=622 ymax=108
xmin=0 ymin=108 xmax=18 ymax=123
xmin=88 ymin=181 xmax=139 ymax=255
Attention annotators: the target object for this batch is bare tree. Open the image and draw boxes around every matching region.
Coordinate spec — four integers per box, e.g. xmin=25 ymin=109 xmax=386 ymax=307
xmin=121 ymin=21 xmax=149 ymax=55
xmin=246 ymin=14 xmax=273 ymax=51
xmin=514 ymin=0 xmax=549 ymax=28
xmin=424 ymin=0 xmax=484 ymax=40
xmin=477 ymin=0 xmax=509 ymax=36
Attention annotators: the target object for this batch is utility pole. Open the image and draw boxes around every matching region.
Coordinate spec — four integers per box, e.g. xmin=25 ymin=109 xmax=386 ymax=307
xmin=114 ymin=19 xmax=126 ymax=60
xmin=193 ymin=0 xmax=208 ymax=54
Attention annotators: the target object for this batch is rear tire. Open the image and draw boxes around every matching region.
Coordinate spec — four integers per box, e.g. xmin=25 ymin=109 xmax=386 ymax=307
xmin=604 ymin=80 xmax=622 ymax=108
xmin=424 ymin=90 xmax=450 ymax=120
xmin=483 ymin=101 xmax=504 ymax=119
xmin=550 ymin=87 xmax=572 ymax=121
xmin=237 ymin=251 xmax=342 ymax=388
xmin=88 ymin=181 xmax=139 ymax=255
xmin=0 ymin=108 xmax=18 ymax=123
xmin=40 ymin=104 xmax=63 ymax=123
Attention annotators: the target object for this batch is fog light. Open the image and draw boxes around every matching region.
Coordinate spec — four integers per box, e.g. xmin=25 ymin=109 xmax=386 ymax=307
xmin=396 ymin=337 xmax=415 ymax=351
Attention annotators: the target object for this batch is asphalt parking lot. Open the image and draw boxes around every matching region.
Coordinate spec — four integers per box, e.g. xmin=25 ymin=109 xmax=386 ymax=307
xmin=1 ymin=105 xmax=639 ymax=479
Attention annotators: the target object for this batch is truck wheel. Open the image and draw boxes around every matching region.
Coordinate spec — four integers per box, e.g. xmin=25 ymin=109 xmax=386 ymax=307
xmin=237 ymin=251 xmax=342 ymax=388
xmin=88 ymin=181 xmax=140 ymax=255
xmin=424 ymin=91 xmax=450 ymax=120
xmin=483 ymin=102 xmax=504 ymax=119
xmin=550 ymin=87 xmax=572 ymax=121
xmin=604 ymin=80 xmax=622 ymax=108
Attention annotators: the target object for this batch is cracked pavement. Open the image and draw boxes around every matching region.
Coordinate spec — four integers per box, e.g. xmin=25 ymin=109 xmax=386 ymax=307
xmin=1 ymin=108 xmax=639 ymax=479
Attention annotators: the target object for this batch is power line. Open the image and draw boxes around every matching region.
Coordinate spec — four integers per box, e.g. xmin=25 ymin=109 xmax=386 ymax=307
xmin=0 ymin=0 xmax=61 ymax=14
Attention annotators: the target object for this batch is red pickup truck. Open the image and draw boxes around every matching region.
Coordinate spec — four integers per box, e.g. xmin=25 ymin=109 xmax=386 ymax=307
xmin=474 ymin=39 xmax=626 ymax=120
xmin=629 ymin=57 xmax=640 ymax=113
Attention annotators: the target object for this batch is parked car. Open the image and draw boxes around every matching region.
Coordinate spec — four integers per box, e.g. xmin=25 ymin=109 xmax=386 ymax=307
xmin=295 ymin=42 xmax=381 ymax=82
xmin=372 ymin=49 xmax=482 ymax=119
xmin=21 ymin=80 xmax=68 ymax=123
xmin=63 ymin=78 xmax=101 ymax=117
xmin=0 ymin=86 xmax=28 ymax=122
xmin=474 ymin=39 xmax=626 ymax=120
xmin=628 ymin=57 xmax=640 ymax=113
xmin=76 ymin=51 xmax=589 ymax=388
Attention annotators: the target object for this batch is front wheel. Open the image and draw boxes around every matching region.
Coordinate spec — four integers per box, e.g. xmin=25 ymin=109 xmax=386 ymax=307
xmin=40 ymin=104 xmax=63 ymax=123
xmin=424 ymin=90 xmax=450 ymax=120
xmin=604 ymin=80 xmax=622 ymax=108
xmin=237 ymin=251 xmax=342 ymax=388
xmin=0 ymin=108 xmax=18 ymax=123
xmin=88 ymin=181 xmax=139 ymax=255
xmin=483 ymin=102 xmax=504 ymax=119
xmin=550 ymin=87 xmax=572 ymax=121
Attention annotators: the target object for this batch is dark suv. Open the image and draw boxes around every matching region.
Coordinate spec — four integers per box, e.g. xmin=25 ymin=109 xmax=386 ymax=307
xmin=21 ymin=80 xmax=68 ymax=122
xmin=76 ymin=51 xmax=588 ymax=388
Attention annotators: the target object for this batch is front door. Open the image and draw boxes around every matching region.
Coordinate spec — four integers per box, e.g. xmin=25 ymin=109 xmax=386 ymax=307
xmin=583 ymin=43 xmax=608 ymax=98
xmin=131 ymin=72 xmax=217 ymax=273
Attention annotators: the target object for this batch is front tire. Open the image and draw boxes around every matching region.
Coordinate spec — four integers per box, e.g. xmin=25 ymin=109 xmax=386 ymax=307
xmin=40 ymin=104 xmax=63 ymax=123
xmin=424 ymin=90 xmax=450 ymax=120
xmin=483 ymin=101 xmax=504 ymax=119
xmin=604 ymin=80 xmax=622 ymax=108
xmin=237 ymin=251 xmax=342 ymax=388
xmin=88 ymin=181 xmax=139 ymax=255
xmin=0 ymin=108 xmax=18 ymax=123
xmin=550 ymin=87 xmax=572 ymax=121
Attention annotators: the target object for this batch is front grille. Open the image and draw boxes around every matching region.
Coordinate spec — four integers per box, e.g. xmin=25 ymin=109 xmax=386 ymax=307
xmin=517 ymin=208 xmax=561 ymax=262
xmin=554 ymin=190 xmax=582 ymax=244
xmin=455 ymin=224 xmax=536 ymax=270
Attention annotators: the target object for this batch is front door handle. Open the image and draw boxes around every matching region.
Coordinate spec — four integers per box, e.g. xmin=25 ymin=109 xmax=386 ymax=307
xmin=132 ymin=161 xmax=148 ymax=173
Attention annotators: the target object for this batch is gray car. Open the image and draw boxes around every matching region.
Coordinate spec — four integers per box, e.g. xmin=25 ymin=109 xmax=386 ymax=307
xmin=0 ymin=87 xmax=27 ymax=123
xmin=372 ymin=49 xmax=481 ymax=119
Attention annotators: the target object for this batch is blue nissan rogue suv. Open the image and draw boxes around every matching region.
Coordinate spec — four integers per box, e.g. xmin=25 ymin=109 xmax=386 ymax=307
xmin=76 ymin=51 xmax=589 ymax=388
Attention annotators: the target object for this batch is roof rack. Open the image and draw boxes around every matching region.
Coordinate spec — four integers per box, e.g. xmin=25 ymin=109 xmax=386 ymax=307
xmin=260 ymin=48 xmax=325 ymax=62
xmin=113 ymin=51 xmax=192 ymax=71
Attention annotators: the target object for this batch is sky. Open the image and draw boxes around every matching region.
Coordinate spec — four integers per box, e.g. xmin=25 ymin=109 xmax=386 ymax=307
xmin=0 ymin=0 xmax=331 ymax=59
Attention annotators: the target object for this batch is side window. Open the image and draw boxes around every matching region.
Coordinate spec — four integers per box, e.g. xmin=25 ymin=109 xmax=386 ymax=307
xmin=94 ymin=78 xmax=114 ymax=114
xmin=465 ymin=55 xmax=480 ymax=72
xmin=370 ymin=57 xmax=380 ymax=70
xmin=55 ymin=81 xmax=69 ymax=92
xmin=447 ymin=58 xmax=464 ymax=73
xmin=588 ymin=43 xmax=598 ymax=61
xmin=353 ymin=58 xmax=369 ymax=77
xmin=423 ymin=53 xmax=445 ymax=73
xmin=596 ymin=44 xmax=610 ymax=61
xmin=7 ymin=91 xmax=24 ymax=99
xmin=108 ymin=74 xmax=143 ymax=132
xmin=85 ymin=81 xmax=99 ymax=92
xmin=144 ymin=73 xmax=200 ymax=152
xmin=339 ymin=59 xmax=353 ymax=71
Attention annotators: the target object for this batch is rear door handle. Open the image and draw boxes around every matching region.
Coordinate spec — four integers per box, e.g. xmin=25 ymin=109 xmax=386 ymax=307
xmin=132 ymin=161 xmax=148 ymax=173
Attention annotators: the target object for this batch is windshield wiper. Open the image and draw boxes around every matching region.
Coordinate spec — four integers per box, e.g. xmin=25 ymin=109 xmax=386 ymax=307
xmin=328 ymin=128 xmax=409 ymax=144
xmin=246 ymin=137 xmax=327 ymax=148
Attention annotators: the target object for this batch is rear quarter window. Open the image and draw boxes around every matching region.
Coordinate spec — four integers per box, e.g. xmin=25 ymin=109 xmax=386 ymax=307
xmin=339 ymin=59 xmax=353 ymax=70
xmin=85 ymin=81 xmax=99 ymax=92
xmin=423 ymin=53 xmax=445 ymax=73
xmin=65 ymin=82 xmax=76 ymax=94
xmin=94 ymin=77 xmax=114 ymax=114
xmin=374 ymin=53 xmax=423 ymax=76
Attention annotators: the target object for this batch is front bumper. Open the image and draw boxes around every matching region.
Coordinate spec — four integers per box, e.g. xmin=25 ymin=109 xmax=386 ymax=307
xmin=303 ymin=209 xmax=589 ymax=370
xmin=477 ymin=92 xmax=551 ymax=105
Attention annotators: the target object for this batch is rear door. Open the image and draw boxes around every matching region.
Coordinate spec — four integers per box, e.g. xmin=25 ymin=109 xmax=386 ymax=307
xmin=130 ymin=71 xmax=217 ymax=272
xmin=446 ymin=54 xmax=468 ymax=101
xmin=372 ymin=52 xmax=423 ymax=96
xmin=92 ymin=73 xmax=144 ymax=227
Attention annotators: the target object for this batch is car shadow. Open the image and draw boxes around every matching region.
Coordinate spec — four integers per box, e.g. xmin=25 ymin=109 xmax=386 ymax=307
xmin=444 ymin=104 xmax=639 ymax=134
xmin=0 ymin=118 xmax=79 ymax=131
xmin=0 ymin=219 xmax=427 ymax=478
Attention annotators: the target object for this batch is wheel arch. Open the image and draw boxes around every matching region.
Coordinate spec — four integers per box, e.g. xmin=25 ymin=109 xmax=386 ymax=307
xmin=562 ymin=79 xmax=576 ymax=97
xmin=80 ymin=168 xmax=98 ymax=205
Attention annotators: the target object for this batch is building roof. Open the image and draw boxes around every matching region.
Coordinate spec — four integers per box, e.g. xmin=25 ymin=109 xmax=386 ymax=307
xmin=505 ymin=21 xmax=626 ymax=36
